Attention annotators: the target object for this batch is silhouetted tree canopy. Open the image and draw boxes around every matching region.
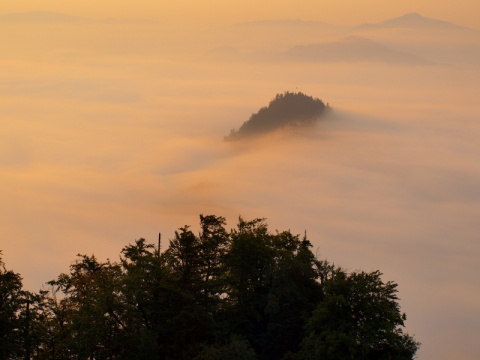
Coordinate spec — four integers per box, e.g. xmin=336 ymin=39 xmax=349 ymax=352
xmin=0 ymin=216 xmax=419 ymax=359
xmin=226 ymin=92 xmax=329 ymax=140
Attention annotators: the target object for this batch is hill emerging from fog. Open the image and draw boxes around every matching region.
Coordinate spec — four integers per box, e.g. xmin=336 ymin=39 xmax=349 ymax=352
xmin=226 ymin=92 xmax=329 ymax=140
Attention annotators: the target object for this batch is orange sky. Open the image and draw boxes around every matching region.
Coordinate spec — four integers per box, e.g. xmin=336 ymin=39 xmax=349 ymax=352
xmin=1 ymin=0 xmax=480 ymax=28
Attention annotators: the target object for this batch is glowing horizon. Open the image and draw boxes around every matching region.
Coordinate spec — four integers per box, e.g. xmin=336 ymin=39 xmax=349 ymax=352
xmin=1 ymin=0 xmax=479 ymax=29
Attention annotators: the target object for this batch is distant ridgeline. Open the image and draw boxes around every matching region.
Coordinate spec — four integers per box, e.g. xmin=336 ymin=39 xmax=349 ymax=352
xmin=226 ymin=91 xmax=329 ymax=140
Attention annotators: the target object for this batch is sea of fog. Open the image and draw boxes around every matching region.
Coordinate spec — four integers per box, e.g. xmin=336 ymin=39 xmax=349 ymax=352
xmin=1 ymin=18 xmax=479 ymax=360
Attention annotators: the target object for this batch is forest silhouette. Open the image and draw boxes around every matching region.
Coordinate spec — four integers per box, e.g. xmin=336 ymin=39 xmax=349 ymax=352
xmin=0 ymin=215 xmax=419 ymax=359
xmin=226 ymin=92 xmax=329 ymax=140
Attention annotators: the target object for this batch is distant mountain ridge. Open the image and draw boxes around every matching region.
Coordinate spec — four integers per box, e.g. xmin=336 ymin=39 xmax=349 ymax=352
xmin=283 ymin=36 xmax=431 ymax=65
xmin=234 ymin=19 xmax=340 ymax=30
xmin=1 ymin=11 xmax=469 ymax=30
xmin=214 ymin=12 xmax=473 ymax=65
xmin=355 ymin=12 xmax=467 ymax=30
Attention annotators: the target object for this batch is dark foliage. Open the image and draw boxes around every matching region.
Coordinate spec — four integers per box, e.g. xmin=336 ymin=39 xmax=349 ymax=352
xmin=226 ymin=92 xmax=329 ymax=140
xmin=0 ymin=216 xmax=419 ymax=359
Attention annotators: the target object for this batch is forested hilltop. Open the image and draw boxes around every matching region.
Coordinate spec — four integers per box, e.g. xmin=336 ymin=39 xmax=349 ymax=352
xmin=0 ymin=215 xmax=419 ymax=360
xmin=226 ymin=92 xmax=329 ymax=140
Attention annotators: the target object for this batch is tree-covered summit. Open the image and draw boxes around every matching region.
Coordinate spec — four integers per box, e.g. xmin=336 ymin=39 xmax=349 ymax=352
xmin=0 ymin=215 xmax=418 ymax=360
xmin=226 ymin=92 xmax=329 ymax=140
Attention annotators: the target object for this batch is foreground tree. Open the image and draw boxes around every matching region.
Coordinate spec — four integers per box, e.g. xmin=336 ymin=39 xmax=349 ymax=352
xmin=0 ymin=253 xmax=51 ymax=359
xmin=223 ymin=218 xmax=323 ymax=359
xmin=0 ymin=252 xmax=25 ymax=359
xmin=296 ymin=270 xmax=419 ymax=360
xmin=47 ymin=254 xmax=126 ymax=359
xmin=0 ymin=215 xmax=419 ymax=359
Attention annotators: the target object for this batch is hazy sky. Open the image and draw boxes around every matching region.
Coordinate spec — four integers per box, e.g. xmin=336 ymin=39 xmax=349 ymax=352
xmin=1 ymin=0 xmax=480 ymax=28
xmin=1 ymin=2 xmax=480 ymax=360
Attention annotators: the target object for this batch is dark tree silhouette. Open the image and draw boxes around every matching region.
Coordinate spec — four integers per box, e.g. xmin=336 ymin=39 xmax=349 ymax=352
xmin=0 ymin=215 xmax=419 ymax=359
xmin=295 ymin=270 xmax=419 ymax=360
xmin=0 ymin=252 xmax=25 ymax=360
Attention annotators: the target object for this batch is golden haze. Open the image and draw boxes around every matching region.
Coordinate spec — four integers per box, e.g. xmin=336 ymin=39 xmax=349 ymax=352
xmin=1 ymin=3 xmax=480 ymax=360
xmin=1 ymin=0 xmax=479 ymax=28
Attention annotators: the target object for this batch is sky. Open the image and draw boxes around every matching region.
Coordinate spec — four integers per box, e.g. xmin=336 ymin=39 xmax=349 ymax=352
xmin=1 ymin=2 xmax=480 ymax=360
xmin=1 ymin=0 xmax=480 ymax=28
